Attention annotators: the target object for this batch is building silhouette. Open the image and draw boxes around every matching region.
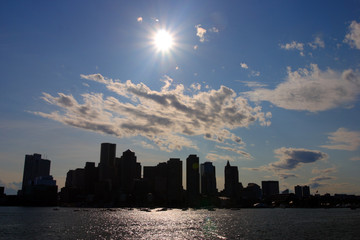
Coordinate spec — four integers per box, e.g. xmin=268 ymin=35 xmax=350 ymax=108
xmin=186 ymin=154 xmax=200 ymax=200
xmin=200 ymin=162 xmax=217 ymax=196
xmin=261 ymin=181 xmax=279 ymax=199
xmin=224 ymin=161 xmax=240 ymax=198
xmin=22 ymin=153 xmax=50 ymax=191
xmin=295 ymin=185 xmax=310 ymax=199
xmin=116 ymin=149 xmax=141 ymax=194
xmin=20 ymin=153 xmax=57 ymax=206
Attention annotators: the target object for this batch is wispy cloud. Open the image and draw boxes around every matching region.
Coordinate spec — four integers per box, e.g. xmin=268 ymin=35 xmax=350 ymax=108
xmin=215 ymin=145 xmax=253 ymax=159
xmin=245 ymin=64 xmax=360 ymax=112
xmin=206 ymin=153 xmax=235 ymax=162
xmin=33 ymin=74 xmax=270 ymax=152
xmin=320 ymin=128 xmax=360 ymax=151
xmin=344 ymin=20 xmax=360 ymax=49
xmin=280 ymin=41 xmax=305 ymax=56
xmin=308 ymin=36 xmax=325 ymax=49
xmin=137 ymin=17 xmax=143 ymax=23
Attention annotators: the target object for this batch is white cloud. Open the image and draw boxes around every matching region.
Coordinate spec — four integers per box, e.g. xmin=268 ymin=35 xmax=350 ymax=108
xmin=190 ymin=83 xmax=201 ymax=91
xmin=241 ymin=81 xmax=268 ymax=88
xmin=309 ymin=36 xmax=325 ymax=49
xmin=344 ymin=20 xmax=360 ymax=49
xmin=206 ymin=153 xmax=235 ymax=162
xmin=209 ymin=27 xmax=219 ymax=33
xmin=280 ymin=41 xmax=304 ymax=56
xmin=215 ymin=145 xmax=253 ymax=160
xmin=193 ymin=45 xmax=198 ymax=50
xmin=240 ymin=63 xmax=249 ymax=69
xmin=245 ymin=64 xmax=360 ymax=112
xmin=195 ymin=24 xmax=207 ymax=42
xmin=280 ymin=41 xmax=304 ymax=51
xmin=33 ymin=74 xmax=270 ymax=152
xmin=320 ymin=128 xmax=360 ymax=151
xmin=137 ymin=17 xmax=143 ymax=22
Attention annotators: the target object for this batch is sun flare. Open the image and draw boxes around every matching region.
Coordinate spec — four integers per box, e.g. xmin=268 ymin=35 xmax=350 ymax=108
xmin=153 ymin=29 xmax=173 ymax=51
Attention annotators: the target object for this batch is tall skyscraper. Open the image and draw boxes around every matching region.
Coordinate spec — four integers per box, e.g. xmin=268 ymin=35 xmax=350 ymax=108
xmin=116 ymin=149 xmax=141 ymax=194
xmin=166 ymin=158 xmax=183 ymax=203
xmin=261 ymin=181 xmax=279 ymax=198
xmin=200 ymin=162 xmax=217 ymax=196
xmin=224 ymin=161 xmax=239 ymax=198
xmin=186 ymin=154 xmax=200 ymax=198
xmin=22 ymin=153 xmax=50 ymax=190
xmin=99 ymin=143 xmax=116 ymax=182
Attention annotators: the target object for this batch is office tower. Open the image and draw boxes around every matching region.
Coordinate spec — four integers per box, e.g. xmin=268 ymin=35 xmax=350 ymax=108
xmin=22 ymin=153 xmax=50 ymax=191
xmin=224 ymin=161 xmax=239 ymax=198
xmin=200 ymin=162 xmax=217 ymax=196
xmin=261 ymin=181 xmax=279 ymax=198
xmin=295 ymin=185 xmax=310 ymax=198
xmin=167 ymin=158 xmax=183 ymax=203
xmin=295 ymin=185 xmax=302 ymax=198
xmin=98 ymin=143 xmax=116 ymax=182
xmin=116 ymin=149 xmax=141 ymax=194
xmin=302 ymin=185 xmax=310 ymax=197
xmin=186 ymin=154 xmax=200 ymax=198
xmin=242 ymin=183 xmax=262 ymax=200
xmin=84 ymin=162 xmax=98 ymax=194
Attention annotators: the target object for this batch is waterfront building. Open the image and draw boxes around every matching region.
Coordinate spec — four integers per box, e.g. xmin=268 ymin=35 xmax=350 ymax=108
xmin=98 ymin=143 xmax=116 ymax=184
xmin=200 ymin=162 xmax=217 ymax=196
xmin=224 ymin=161 xmax=239 ymax=198
xmin=186 ymin=155 xmax=200 ymax=199
xmin=21 ymin=153 xmax=50 ymax=191
xmin=295 ymin=185 xmax=311 ymax=198
xmin=261 ymin=181 xmax=279 ymax=198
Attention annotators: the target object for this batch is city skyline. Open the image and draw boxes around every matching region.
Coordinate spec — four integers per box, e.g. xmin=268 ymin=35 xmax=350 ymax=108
xmin=1 ymin=1 xmax=360 ymax=195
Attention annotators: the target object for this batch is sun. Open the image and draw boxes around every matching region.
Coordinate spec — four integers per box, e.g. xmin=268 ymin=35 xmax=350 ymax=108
xmin=153 ymin=29 xmax=173 ymax=51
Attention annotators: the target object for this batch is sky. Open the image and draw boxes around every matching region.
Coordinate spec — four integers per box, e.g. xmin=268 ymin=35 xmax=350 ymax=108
xmin=1 ymin=0 xmax=360 ymax=195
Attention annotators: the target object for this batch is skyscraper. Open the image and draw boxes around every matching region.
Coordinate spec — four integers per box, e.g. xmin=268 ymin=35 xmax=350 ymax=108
xmin=224 ymin=161 xmax=239 ymax=198
xmin=200 ymin=162 xmax=217 ymax=196
xmin=22 ymin=153 xmax=50 ymax=190
xmin=186 ymin=154 xmax=200 ymax=198
xmin=261 ymin=181 xmax=279 ymax=198
xmin=116 ymin=149 xmax=141 ymax=194
xmin=98 ymin=143 xmax=116 ymax=182
xmin=166 ymin=158 xmax=183 ymax=203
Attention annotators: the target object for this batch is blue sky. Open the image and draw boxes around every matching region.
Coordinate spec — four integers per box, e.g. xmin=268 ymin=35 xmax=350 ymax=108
xmin=1 ymin=0 xmax=360 ymax=195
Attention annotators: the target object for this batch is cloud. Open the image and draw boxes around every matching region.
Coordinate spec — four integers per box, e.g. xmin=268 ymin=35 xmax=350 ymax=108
xmin=309 ymin=36 xmax=325 ymax=49
xmin=33 ymin=74 xmax=270 ymax=152
xmin=280 ymin=41 xmax=304 ymax=56
xmin=241 ymin=81 xmax=268 ymax=88
xmin=350 ymin=156 xmax=360 ymax=161
xmin=206 ymin=153 xmax=235 ymax=162
xmin=190 ymin=83 xmax=201 ymax=91
xmin=245 ymin=64 xmax=360 ymax=112
xmin=240 ymin=63 xmax=249 ymax=69
xmin=312 ymin=167 xmax=337 ymax=175
xmin=320 ymin=128 xmax=360 ymax=151
xmin=193 ymin=45 xmax=198 ymax=50
xmin=137 ymin=17 xmax=143 ymax=22
xmin=195 ymin=24 xmax=207 ymax=42
xmin=215 ymin=145 xmax=253 ymax=159
xmin=0 ymin=179 xmax=21 ymax=195
xmin=209 ymin=27 xmax=219 ymax=33
xmin=278 ymin=173 xmax=298 ymax=179
xmin=344 ymin=20 xmax=360 ymax=49
xmin=270 ymin=147 xmax=328 ymax=170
